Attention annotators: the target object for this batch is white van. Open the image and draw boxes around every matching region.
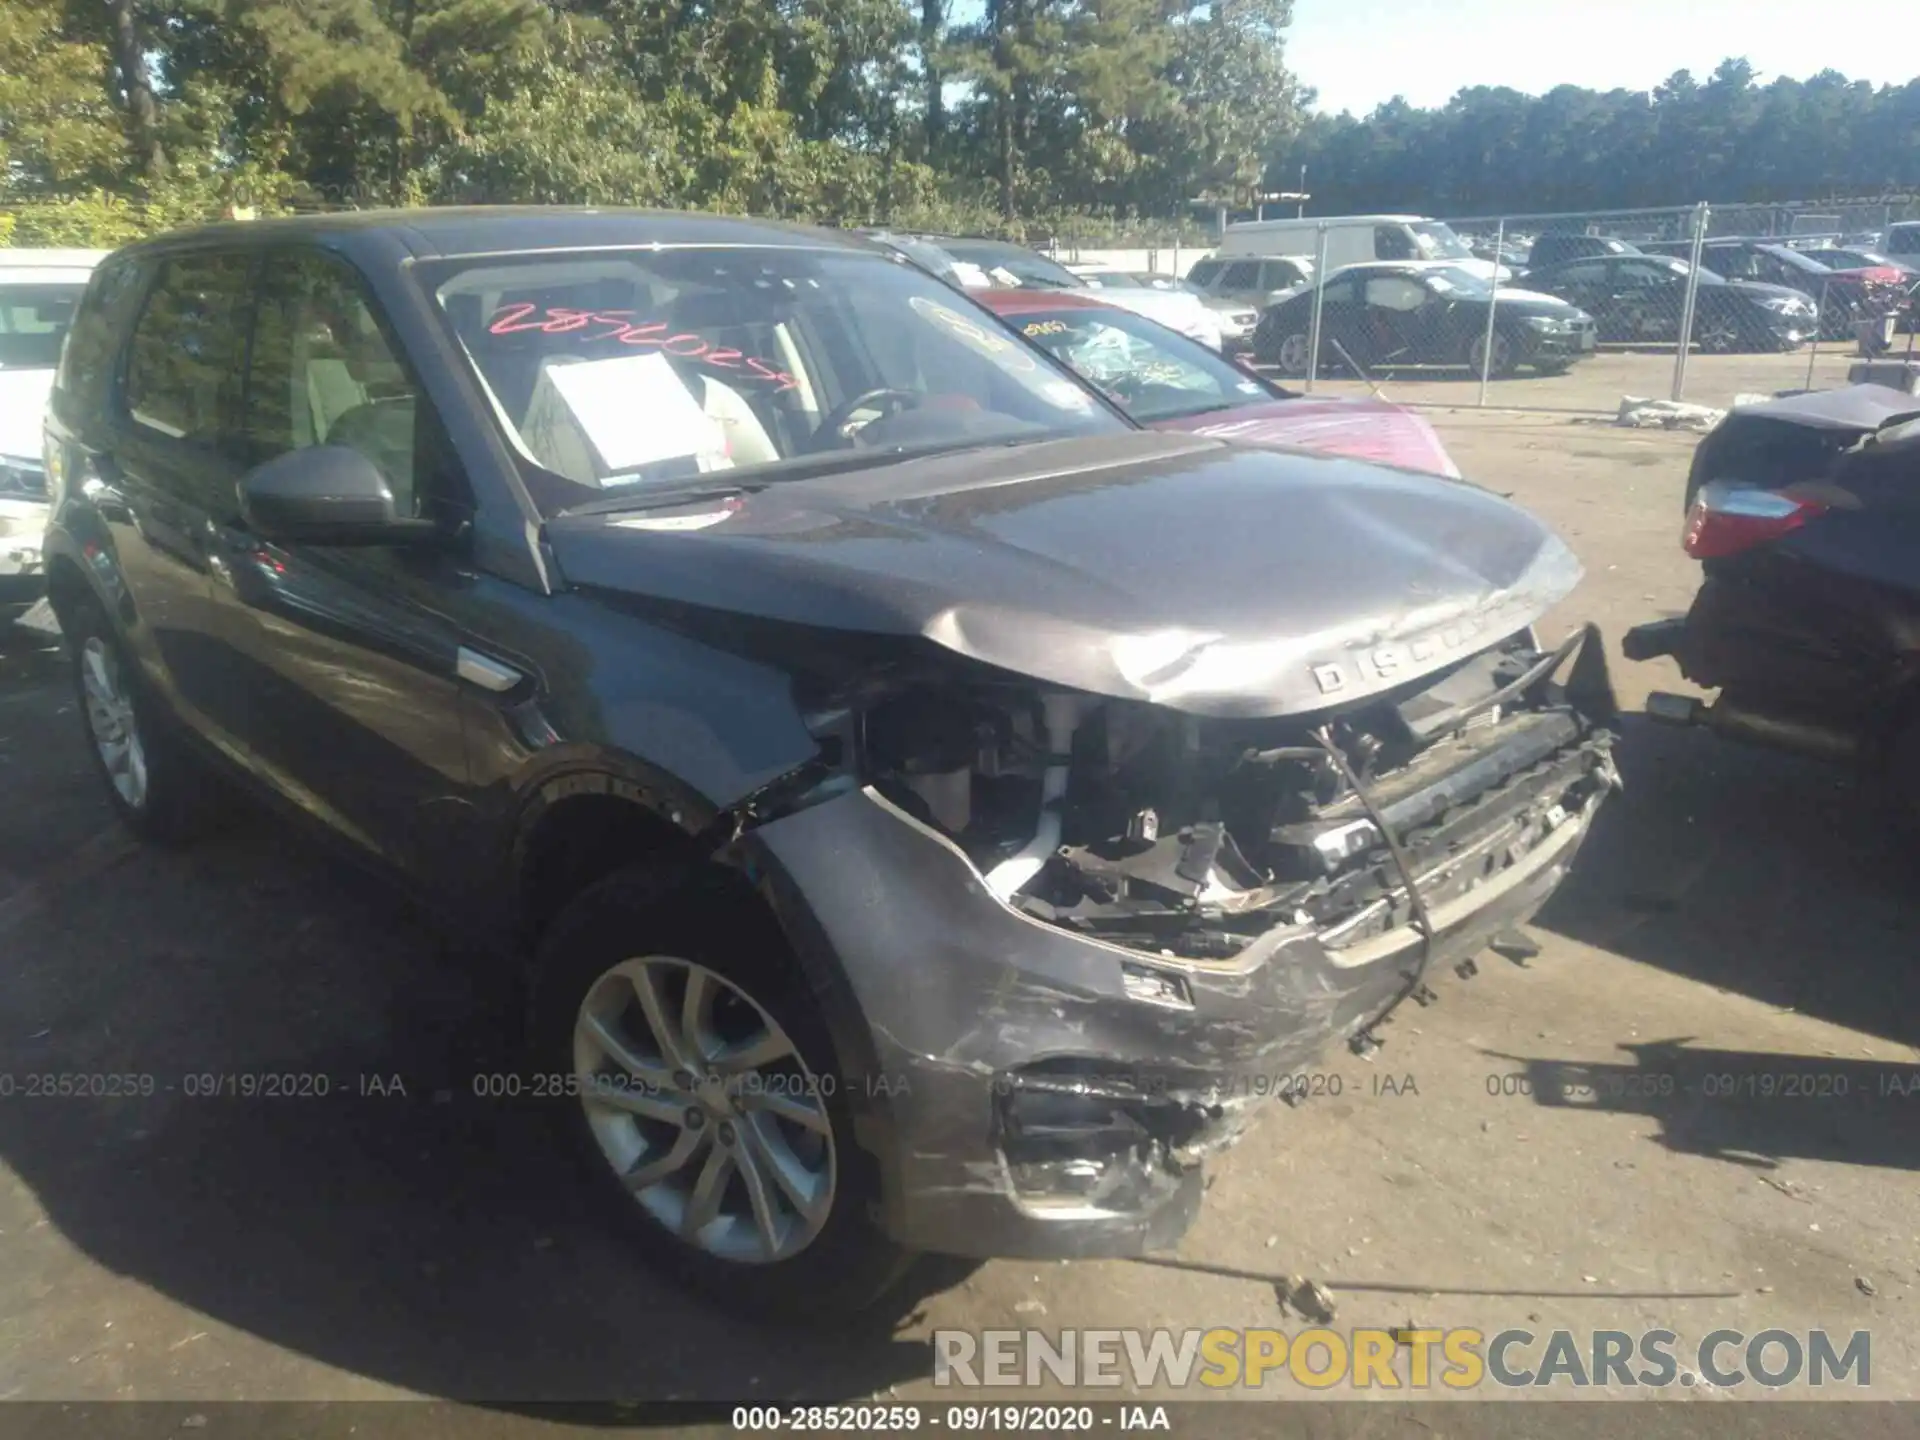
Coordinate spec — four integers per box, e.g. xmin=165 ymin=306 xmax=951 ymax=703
xmin=1218 ymin=216 xmax=1509 ymax=281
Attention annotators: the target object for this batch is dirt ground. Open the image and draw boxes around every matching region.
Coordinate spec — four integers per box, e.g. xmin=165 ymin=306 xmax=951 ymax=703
xmin=1291 ymin=343 xmax=1876 ymax=414
xmin=1 ymin=400 xmax=1917 ymax=1429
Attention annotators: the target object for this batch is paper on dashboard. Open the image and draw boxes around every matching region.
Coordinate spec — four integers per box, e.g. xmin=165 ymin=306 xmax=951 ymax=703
xmin=536 ymin=351 xmax=730 ymax=475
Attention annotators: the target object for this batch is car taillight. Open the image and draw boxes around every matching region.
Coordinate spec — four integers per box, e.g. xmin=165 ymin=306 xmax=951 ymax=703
xmin=1683 ymin=481 xmax=1827 ymax=559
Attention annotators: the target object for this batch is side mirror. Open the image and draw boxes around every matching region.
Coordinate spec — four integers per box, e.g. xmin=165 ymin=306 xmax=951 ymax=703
xmin=239 ymin=445 xmax=436 ymax=546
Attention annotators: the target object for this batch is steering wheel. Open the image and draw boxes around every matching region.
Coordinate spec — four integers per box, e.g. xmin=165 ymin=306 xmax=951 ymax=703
xmin=811 ymin=388 xmax=923 ymax=448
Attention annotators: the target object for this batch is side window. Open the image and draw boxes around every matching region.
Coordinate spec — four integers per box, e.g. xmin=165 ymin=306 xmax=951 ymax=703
xmin=55 ymin=259 xmax=147 ymax=416
xmin=1556 ymin=261 xmax=1609 ymax=283
xmin=1374 ymin=226 xmax=1418 ymax=261
xmin=1364 ymin=276 xmax=1428 ymax=311
xmin=1320 ymin=277 xmax=1362 ymax=306
xmin=243 ymin=253 xmax=425 ymax=515
xmin=1219 ymin=261 xmax=1261 ymax=290
xmin=1186 ymin=261 xmax=1222 ymax=287
xmin=124 ymin=252 xmax=254 ymax=448
xmin=1617 ymin=262 xmax=1667 ymax=287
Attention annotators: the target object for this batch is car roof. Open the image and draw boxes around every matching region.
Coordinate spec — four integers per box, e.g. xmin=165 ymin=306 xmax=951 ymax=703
xmin=105 ymin=206 xmax=871 ymax=264
xmin=0 ymin=248 xmax=106 ymax=283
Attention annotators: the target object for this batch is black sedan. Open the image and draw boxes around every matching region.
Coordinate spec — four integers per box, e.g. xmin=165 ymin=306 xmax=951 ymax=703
xmin=1521 ymin=254 xmax=1817 ymax=352
xmin=1643 ymin=239 xmax=1903 ymax=339
xmin=1253 ymin=263 xmax=1596 ymax=378
xmin=1624 ymin=386 xmax=1920 ymax=821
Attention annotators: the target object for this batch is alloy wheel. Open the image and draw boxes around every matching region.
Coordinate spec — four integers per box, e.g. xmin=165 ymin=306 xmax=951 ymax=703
xmin=80 ymin=636 xmax=148 ymax=810
xmin=573 ymin=955 xmax=836 ymax=1265
xmin=1469 ymin=333 xmax=1512 ymax=377
xmin=1696 ymin=314 xmax=1740 ymax=353
xmin=1276 ymin=332 xmax=1312 ymax=375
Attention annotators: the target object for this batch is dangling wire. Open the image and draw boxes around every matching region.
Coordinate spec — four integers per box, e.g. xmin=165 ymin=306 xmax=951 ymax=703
xmin=1314 ymin=724 xmax=1436 ymax=1052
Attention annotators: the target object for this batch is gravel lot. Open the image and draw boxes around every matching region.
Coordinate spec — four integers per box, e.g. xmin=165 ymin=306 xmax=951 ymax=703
xmin=2 ymin=368 xmax=1916 ymax=1429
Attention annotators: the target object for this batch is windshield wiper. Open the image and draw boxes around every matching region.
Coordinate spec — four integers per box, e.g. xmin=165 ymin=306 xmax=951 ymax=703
xmin=552 ymin=436 xmax=1048 ymax=520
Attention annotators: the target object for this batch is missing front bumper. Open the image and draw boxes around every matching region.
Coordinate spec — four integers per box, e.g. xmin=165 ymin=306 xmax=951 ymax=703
xmin=748 ymin=725 xmax=1613 ymax=1258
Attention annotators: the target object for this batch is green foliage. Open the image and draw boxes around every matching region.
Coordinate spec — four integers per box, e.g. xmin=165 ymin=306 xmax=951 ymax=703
xmin=0 ymin=0 xmax=126 ymax=194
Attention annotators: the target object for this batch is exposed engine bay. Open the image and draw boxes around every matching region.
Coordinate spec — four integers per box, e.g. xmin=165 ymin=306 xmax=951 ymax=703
xmin=862 ymin=626 xmax=1620 ymax=965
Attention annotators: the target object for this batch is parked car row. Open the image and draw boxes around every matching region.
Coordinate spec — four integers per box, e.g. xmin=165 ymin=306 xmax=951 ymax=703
xmin=13 ymin=208 xmax=1619 ymax=1321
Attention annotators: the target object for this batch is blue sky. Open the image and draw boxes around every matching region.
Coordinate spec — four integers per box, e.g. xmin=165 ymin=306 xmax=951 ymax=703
xmin=1290 ymin=0 xmax=1920 ymax=116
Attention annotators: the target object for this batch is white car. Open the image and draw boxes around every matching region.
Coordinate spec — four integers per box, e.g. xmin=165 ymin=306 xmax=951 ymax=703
xmin=2 ymin=248 xmax=103 ymax=616
xmin=917 ymin=237 xmax=1226 ymax=350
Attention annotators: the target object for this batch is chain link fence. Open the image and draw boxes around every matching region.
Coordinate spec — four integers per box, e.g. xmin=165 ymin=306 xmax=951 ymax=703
xmin=1223 ymin=202 xmax=1920 ymax=412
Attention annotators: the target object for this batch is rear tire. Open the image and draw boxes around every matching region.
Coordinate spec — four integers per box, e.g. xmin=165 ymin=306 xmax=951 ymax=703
xmin=1467 ymin=331 xmax=1517 ymax=378
xmin=529 ymin=863 xmax=915 ymax=1322
xmin=64 ymin=596 xmax=219 ymax=844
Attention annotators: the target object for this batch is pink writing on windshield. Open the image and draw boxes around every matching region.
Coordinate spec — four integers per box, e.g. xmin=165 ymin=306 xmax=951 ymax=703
xmin=486 ymin=305 xmax=797 ymax=390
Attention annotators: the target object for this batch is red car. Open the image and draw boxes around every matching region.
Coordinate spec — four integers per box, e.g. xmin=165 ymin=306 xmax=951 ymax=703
xmin=973 ymin=288 xmax=1461 ymax=478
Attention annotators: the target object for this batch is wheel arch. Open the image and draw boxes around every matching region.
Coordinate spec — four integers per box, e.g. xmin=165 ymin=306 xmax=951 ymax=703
xmin=507 ymin=768 xmax=888 ymax=1110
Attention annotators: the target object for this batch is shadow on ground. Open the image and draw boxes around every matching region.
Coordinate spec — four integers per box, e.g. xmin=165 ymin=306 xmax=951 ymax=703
xmin=1484 ymin=1039 xmax=1920 ymax=1173
xmin=0 ymin=654 xmax=941 ymax=1407
xmin=1532 ymin=712 xmax=1920 ymax=1051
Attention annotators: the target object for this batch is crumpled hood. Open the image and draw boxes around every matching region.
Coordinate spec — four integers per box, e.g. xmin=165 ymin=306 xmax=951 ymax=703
xmin=1158 ymin=396 xmax=1462 ymax=479
xmin=547 ymin=431 xmax=1582 ymax=718
xmin=0 ymin=368 xmax=55 ymax=462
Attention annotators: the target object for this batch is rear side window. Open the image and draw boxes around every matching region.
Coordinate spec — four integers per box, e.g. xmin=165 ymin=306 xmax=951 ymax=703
xmin=53 ymin=259 xmax=146 ymax=418
xmin=1554 ymin=261 xmax=1609 ymax=283
xmin=1887 ymin=225 xmax=1920 ymax=255
xmin=125 ymin=253 xmax=254 ymax=444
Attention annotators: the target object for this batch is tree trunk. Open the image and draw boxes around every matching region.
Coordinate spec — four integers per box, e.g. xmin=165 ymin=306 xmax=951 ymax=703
xmin=992 ymin=0 xmax=1017 ymax=220
xmin=106 ymin=0 xmax=167 ymax=180
xmin=920 ymin=0 xmax=944 ymax=160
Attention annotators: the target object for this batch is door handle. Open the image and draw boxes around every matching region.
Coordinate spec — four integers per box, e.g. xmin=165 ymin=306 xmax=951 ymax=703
xmin=456 ymin=647 xmax=524 ymax=694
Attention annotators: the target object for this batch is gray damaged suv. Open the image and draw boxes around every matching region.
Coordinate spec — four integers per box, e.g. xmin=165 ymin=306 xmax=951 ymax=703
xmin=41 ymin=208 xmax=1620 ymax=1317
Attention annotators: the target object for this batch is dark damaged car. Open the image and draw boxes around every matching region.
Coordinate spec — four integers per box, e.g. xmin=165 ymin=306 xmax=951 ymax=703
xmin=1626 ymin=385 xmax=1920 ymax=810
xmin=41 ymin=209 xmax=1620 ymax=1317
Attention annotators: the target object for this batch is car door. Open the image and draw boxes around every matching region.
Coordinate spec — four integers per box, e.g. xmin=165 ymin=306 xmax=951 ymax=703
xmin=103 ymin=250 xmax=256 ymax=734
xmin=1308 ymin=275 xmax=1369 ymax=362
xmin=1359 ymin=273 xmax=1432 ymax=362
xmin=1611 ymin=260 xmax=1682 ymax=340
xmin=204 ymin=246 xmax=482 ymax=885
xmin=1540 ymin=260 xmax=1618 ymax=334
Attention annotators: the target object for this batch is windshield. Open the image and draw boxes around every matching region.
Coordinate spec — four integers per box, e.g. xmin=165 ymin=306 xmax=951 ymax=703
xmin=421 ymin=247 xmax=1122 ymax=514
xmin=0 ymin=282 xmax=85 ymax=370
xmin=938 ymin=241 xmax=1088 ymax=291
xmin=1010 ymin=306 xmax=1268 ymax=424
xmin=1409 ymin=223 xmax=1475 ymax=261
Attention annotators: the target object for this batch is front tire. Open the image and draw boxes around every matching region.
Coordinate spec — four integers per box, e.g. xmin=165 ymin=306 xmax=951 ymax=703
xmin=529 ymin=864 xmax=915 ymax=1321
xmin=1271 ymin=330 xmax=1315 ymax=377
xmin=64 ymin=597 xmax=216 ymax=844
